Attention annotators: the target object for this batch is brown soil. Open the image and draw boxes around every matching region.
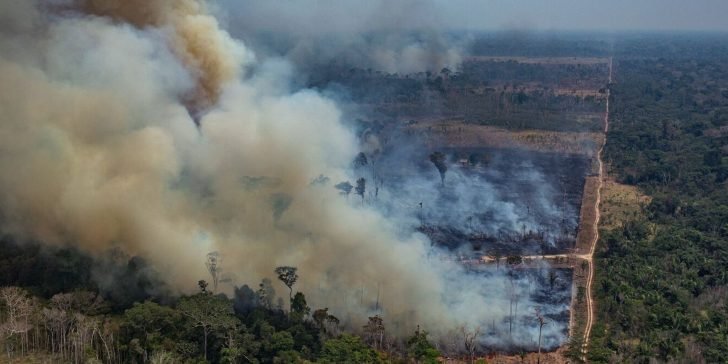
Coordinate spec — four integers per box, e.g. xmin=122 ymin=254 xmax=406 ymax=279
xmin=599 ymin=177 xmax=651 ymax=231
xmin=407 ymin=121 xmax=602 ymax=156
xmin=574 ymin=176 xmax=600 ymax=255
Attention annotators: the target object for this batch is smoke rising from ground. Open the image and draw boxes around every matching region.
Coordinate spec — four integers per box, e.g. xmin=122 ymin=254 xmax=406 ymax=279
xmin=80 ymin=0 xmax=249 ymax=112
xmin=0 ymin=0 xmax=568 ymax=350
xmin=213 ymin=0 xmax=469 ymax=75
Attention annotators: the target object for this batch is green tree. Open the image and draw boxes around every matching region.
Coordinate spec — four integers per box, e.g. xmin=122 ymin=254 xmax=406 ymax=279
xmin=269 ymin=331 xmax=294 ymax=353
xmin=290 ymin=292 xmax=310 ymax=321
xmin=121 ymin=301 xmax=180 ymax=360
xmin=406 ymin=326 xmax=440 ymax=363
xmin=274 ymin=266 xmax=299 ymax=303
xmin=178 ymin=293 xmax=239 ymax=361
xmin=565 ymin=334 xmax=585 ymax=363
xmin=319 ymin=334 xmax=382 ymax=364
xmin=577 ymin=286 xmax=586 ymax=304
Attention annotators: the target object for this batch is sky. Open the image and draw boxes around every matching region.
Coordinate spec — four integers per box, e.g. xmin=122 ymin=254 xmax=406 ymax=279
xmin=444 ymin=0 xmax=728 ymax=32
xmin=215 ymin=0 xmax=728 ymax=33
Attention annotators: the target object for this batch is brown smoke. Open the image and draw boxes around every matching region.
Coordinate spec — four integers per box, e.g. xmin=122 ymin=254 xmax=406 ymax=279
xmin=0 ymin=0 xmax=555 ymax=342
xmin=80 ymin=0 xmax=246 ymax=112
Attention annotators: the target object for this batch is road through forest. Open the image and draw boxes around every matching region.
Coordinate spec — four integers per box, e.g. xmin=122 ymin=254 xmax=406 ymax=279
xmin=582 ymin=57 xmax=612 ymax=359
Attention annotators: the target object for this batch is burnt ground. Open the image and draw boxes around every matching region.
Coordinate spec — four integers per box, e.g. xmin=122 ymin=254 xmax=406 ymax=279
xmin=351 ymin=129 xmax=592 ymax=352
xmin=371 ymin=146 xmax=590 ymax=256
xmin=466 ymin=266 xmax=574 ymax=353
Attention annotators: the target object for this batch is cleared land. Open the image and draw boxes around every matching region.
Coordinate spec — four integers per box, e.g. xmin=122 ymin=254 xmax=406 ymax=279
xmin=599 ymin=177 xmax=651 ymax=231
xmin=330 ymin=54 xmax=612 ymax=360
xmin=574 ymin=176 xmax=600 ymax=255
xmin=407 ymin=121 xmax=602 ymax=156
xmin=466 ymin=56 xmax=610 ymax=65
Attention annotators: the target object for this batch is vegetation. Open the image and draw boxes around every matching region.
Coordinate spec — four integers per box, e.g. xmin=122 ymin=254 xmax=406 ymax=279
xmin=4 ymin=33 xmax=728 ymax=363
xmin=0 ymin=252 xmax=442 ymax=363
xmin=308 ymin=57 xmax=607 ymax=132
xmin=590 ymin=52 xmax=728 ymax=362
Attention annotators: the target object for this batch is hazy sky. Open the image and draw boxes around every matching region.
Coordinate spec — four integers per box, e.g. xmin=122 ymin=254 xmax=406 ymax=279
xmin=446 ymin=0 xmax=728 ymax=31
xmin=217 ymin=0 xmax=728 ymax=33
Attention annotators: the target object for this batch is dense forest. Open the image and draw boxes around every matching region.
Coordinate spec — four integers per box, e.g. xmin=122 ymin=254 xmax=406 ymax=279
xmin=0 ymin=246 xmax=441 ymax=363
xmin=589 ymin=51 xmax=728 ymax=362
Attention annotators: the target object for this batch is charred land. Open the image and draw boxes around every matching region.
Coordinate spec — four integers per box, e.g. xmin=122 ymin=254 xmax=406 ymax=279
xmin=2 ymin=1 xmax=728 ymax=363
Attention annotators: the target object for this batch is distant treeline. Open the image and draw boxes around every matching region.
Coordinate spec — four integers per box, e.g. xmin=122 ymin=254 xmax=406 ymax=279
xmin=469 ymin=32 xmax=728 ymax=59
xmin=0 ymin=244 xmax=442 ymax=363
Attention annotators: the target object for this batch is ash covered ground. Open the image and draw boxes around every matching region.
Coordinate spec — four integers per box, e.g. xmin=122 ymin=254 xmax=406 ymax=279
xmin=353 ymin=134 xmax=590 ymax=257
xmin=469 ymin=267 xmax=574 ymax=352
xmin=342 ymin=129 xmax=587 ymax=352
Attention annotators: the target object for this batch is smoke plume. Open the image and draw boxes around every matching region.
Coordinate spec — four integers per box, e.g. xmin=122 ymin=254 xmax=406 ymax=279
xmin=0 ymin=0 xmax=568 ymax=351
xmin=213 ymin=0 xmax=469 ymax=75
xmin=80 ymin=0 xmax=249 ymax=112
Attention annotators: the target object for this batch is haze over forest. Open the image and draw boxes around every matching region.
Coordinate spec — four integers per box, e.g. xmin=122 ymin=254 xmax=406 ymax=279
xmin=215 ymin=0 xmax=728 ymax=32
xmin=0 ymin=1 xmax=727 ymax=363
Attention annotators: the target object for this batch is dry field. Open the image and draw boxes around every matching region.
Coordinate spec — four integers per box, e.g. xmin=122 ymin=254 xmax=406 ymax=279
xmin=466 ymin=56 xmax=609 ymax=65
xmin=407 ymin=121 xmax=602 ymax=156
xmin=599 ymin=177 xmax=651 ymax=231
xmin=574 ymin=176 xmax=600 ymax=255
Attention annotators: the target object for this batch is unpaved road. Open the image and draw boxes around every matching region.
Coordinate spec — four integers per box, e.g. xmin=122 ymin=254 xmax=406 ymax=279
xmin=582 ymin=57 xmax=612 ymax=359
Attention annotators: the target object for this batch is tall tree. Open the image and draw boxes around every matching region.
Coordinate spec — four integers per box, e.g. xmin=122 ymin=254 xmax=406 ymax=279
xmin=177 ymin=294 xmax=239 ymax=362
xmin=319 ymin=334 xmax=382 ymax=363
xmin=290 ymin=292 xmax=310 ymax=322
xmin=274 ymin=266 xmax=298 ymax=303
xmin=429 ymin=152 xmax=448 ymax=185
xmin=460 ymin=325 xmax=481 ymax=364
xmin=356 ymin=178 xmax=366 ymax=202
xmin=535 ymin=308 xmax=548 ymax=364
xmin=205 ymin=252 xmax=222 ymax=294
xmin=0 ymin=287 xmax=34 ymax=356
xmin=122 ymin=301 xmax=180 ymax=361
xmin=406 ymin=326 xmax=440 ymax=363
xmin=363 ymin=315 xmax=385 ymax=350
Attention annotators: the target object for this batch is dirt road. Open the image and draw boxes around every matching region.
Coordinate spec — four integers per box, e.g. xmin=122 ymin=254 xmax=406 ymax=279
xmin=581 ymin=57 xmax=612 ymax=359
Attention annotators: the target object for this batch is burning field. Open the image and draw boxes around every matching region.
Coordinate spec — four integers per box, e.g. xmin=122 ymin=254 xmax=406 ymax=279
xmin=342 ymin=126 xmax=590 ymax=352
xmin=0 ymin=0 xmax=608 ymax=358
xmin=371 ymin=146 xmax=590 ymax=256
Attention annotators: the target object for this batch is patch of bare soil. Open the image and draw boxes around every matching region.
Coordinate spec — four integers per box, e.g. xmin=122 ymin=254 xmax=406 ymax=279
xmin=406 ymin=121 xmax=602 ymax=156
xmin=574 ymin=176 xmax=600 ymax=255
xmin=599 ymin=177 xmax=651 ymax=230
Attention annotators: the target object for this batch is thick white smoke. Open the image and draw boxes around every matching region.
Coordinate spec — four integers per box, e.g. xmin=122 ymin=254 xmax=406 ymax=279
xmin=0 ymin=0 xmax=568 ymax=349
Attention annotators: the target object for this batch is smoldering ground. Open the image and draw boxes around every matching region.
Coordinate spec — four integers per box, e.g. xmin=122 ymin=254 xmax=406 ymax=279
xmin=0 ymin=0 xmax=570 ymax=351
xmin=350 ymin=129 xmax=585 ymax=253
